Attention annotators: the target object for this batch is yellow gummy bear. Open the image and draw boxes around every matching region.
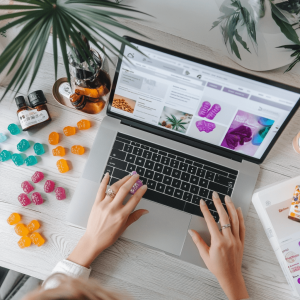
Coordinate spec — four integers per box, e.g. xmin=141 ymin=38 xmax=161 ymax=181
xmin=27 ymin=220 xmax=40 ymax=233
xmin=15 ymin=223 xmax=29 ymax=236
xmin=71 ymin=145 xmax=85 ymax=155
xmin=63 ymin=126 xmax=76 ymax=136
xmin=52 ymin=146 xmax=66 ymax=157
xmin=56 ymin=159 xmax=69 ymax=173
xmin=18 ymin=236 xmax=31 ymax=249
xmin=48 ymin=132 xmax=59 ymax=145
xmin=7 ymin=213 xmax=21 ymax=225
xmin=29 ymin=232 xmax=45 ymax=247
xmin=77 ymin=119 xmax=91 ymax=130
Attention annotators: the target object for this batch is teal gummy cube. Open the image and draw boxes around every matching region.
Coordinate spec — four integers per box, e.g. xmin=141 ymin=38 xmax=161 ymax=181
xmin=0 ymin=133 xmax=7 ymax=143
xmin=33 ymin=143 xmax=45 ymax=155
xmin=0 ymin=150 xmax=11 ymax=162
xmin=25 ymin=155 xmax=38 ymax=166
xmin=17 ymin=139 xmax=30 ymax=152
xmin=8 ymin=124 xmax=20 ymax=135
xmin=12 ymin=153 xmax=24 ymax=166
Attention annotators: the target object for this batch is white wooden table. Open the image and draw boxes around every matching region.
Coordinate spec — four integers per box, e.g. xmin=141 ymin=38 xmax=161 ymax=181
xmin=1 ymin=21 xmax=300 ymax=300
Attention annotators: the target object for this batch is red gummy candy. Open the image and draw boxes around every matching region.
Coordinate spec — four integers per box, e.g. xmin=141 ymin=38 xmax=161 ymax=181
xmin=32 ymin=171 xmax=44 ymax=183
xmin=44 ymin=180 xmax=55 ymax=193
xmin=21 ymin=181 xmax=34 ymax=194
xmin=18 ymin=193 xmax=31 ymax=206
xmin=31 ymin=192 xmax=44 ymax=205
xmin=55 ymin=187 xmax=66 ymax=200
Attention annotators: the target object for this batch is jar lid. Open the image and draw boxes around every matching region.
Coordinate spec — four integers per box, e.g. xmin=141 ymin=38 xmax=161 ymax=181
xmin=15 ymin=95 xmax=26 ymax=109
xmin=28 ymin=90 xmax=47 ymax=107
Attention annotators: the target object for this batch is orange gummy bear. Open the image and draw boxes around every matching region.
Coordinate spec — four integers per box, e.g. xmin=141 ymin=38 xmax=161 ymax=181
xmin=56 ymin=159 xmax=69 ymax=173
xmin=29 ymin=232 xmax=45 ymax=247
xmin=52 ymin=146 xmax=66 ymax=157
xmin=18 ymin=236 xmax=31 ymax=249
xmin=27 ymin=220 xmax=40 ymax=233
xmin=7 ymin=213 xmax=21 ymax=225
xmin=49 ymin=132 xmax=59 ymax=145
xmin=71 ymin=145 xmax=85 ymax=155
xmin=63 ymin=126 xmax=76 ymax=136
xmin=77 ymin=119 xmax=91 ymax=130
xmin=15 ymin=223 xmax=29 ymax=236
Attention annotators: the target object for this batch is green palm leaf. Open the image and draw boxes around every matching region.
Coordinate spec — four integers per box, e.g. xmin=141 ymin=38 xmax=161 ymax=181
xmin=0 ymin=0 xmax=150 ymax=99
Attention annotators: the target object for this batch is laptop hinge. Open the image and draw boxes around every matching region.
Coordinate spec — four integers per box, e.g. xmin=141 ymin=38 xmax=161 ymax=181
xmin=120 ymin=119 xmax=243 ymax=163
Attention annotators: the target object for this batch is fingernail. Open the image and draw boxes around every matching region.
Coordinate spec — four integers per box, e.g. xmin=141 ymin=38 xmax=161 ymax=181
xmin=105 ymin=172 xmax=109 ymax=177
xmin=188 ymin=229 xmax=195 ymax=237
xmin=200 ymin=199 xmax=206 ymax=206
xmin=142 ymin=210 xmax=149 ymax=215
xmin=237 ymin=207 xmax=243 ymax=215
xmin=141 ymin=185 xmax=147 ymax=190
xmin=212 ymin=191 xmax=219 ymax=199
xmin=225 ymin=195 xmax=232 ymax=203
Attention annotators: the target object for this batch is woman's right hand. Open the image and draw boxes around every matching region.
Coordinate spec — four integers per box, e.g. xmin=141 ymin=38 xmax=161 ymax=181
xmin=188 ymin=192 xmax=249 ymax=300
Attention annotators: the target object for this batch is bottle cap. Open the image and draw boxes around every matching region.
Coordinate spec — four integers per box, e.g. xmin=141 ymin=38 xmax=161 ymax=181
xmin=15 ymin=96 xmax=27 ymax=109
xmin=28 ymin=90 xmax=47 ymax=107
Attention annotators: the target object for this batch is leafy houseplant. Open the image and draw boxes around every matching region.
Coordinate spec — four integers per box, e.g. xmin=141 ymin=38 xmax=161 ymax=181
xmin=166 ymin=114 xmax=188 ymax=131
xmin=0 ymin=0 xmax=147 ymax=98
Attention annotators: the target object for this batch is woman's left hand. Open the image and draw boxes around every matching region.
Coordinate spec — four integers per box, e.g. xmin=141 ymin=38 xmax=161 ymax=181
xmin=68 ymin=172 xmax=148 ymax=267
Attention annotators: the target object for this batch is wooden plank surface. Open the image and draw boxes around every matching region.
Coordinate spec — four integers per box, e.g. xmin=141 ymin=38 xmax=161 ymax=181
xmin=1 ymin=20 xmax=300 ymax=300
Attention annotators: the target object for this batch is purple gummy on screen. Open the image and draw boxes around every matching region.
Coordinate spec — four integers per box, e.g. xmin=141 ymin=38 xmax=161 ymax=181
xmin=55 ymin=187 xmax=66 ymax=200
xmin=21 ymin=181 xmax=34 ymax=194
xmin=206 ymin=104 xmax=221 ymax=120
xmin=31 ymin=192 xmax=44 ymax=205
xmin=198 ymin=101 xmax=211 ymax=117
xmin=32 ymin=171 xmax=44 ymax=183
xmin=196 ymin=120 xmax=216 ymax=133
xmin=129 ymin=171 xmax=143 ymax=194
xmin=298 ymin=278 xmax=300 ymax=284
xmin=44 ymin=180 xmax=55 ymax=193
xmin=18 ymin=193 xmax=31 ymax=206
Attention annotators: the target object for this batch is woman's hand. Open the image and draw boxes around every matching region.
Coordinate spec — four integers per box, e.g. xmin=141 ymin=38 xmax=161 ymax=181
xmin=68 ymin=173 xmax=148 ymax=268
xmin=188 ymin=192 xmax=249 ymax=300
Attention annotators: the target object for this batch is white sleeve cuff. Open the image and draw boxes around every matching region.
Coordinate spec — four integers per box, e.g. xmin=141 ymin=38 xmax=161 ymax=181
xmin=43 ymin=259 xmax=91 ymax=290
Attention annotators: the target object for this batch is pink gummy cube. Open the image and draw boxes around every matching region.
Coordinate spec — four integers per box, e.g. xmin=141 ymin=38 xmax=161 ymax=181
xmin=21 ymin=181 xmax=34 ymax=194
xmin=32 ymin=171 xmax=44 ymax=183
xmin=18 ymin=193 xmax=31 ymax=206
xmin=196 ymin=120 xmax=216 ymax=133
xmin=129 ymin=171 xmax=143 ymax=194
xmin=55 ymin=187 xmax=66 ymax=200
xmin=206 ymin=104 xmax=221 ymax=120
xmin=31 ymin=192 xmax=44 ymax=205
xmin=44 ymin=180 xmax=55 ymax=193
xmin=198 ymin=101 xmax=211 ymax=117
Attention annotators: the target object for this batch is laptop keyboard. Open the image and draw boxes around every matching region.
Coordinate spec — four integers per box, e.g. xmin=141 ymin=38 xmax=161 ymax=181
xmin=103 ymin=133 xmax=238 ymax=222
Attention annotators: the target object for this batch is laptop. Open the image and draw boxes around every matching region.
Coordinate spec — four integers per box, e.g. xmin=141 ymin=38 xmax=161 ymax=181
xmin=67 ymin=36 xmax=300 ymax=267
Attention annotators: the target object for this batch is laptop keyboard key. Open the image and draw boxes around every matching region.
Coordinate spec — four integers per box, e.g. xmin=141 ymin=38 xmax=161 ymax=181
xmin=183 ymin=192 xmax=192 ymax=202
xmin=192 ymin=195 xmax=201 ymax=205
xmin=126 ymin=163 xmax=135 ymax=173
xmin=190 ymin=185 xmax=199 ymax=194
xmin=179 ymin=162 xmax=188 ymax=171
xmin=153 ymin=173 xmax=163 ymax=182
xmin=170 ymin=159 xmax=179 ymax=168
xmin=214 ymin=174 xmax=235 ymax=188
xmin=125 ymin=154 xmax=136 ymax=164
xmin=181 ymin=172 xmax=190 ymax=182
xmin=161 ymin=156 xmax=170 ymax=165
xmin=206 ymin=200 xmax=216 ymax=212
xmin=208 ymin=182 xmax=228 ymax=195
xmin=172 ymin=169 xmax=181 ymax=179
xmin=171 ymin=178 xmax=181 ymax=188
xmin=154 ymin=163 xmax=163 ymax=172
xmin=110 ymin=149 xmax=126 ymax=160
xmin=152 ymin=154 xmax=161 ymax=162
xmin=228 ymin=188 xmax=233 ymax=196
xmin=196 ymin=168 xmax=206 ymax=177
xmin=136 ymin=167 xmax=145 ymax=176
xmin=142 ymin=150 xmax=152 ymax=159
xmin=187 ymin=165 xmax=197 ymax=174
xmin=163 ymin=176 xmax=172 ymax=185
xmin=199 ymin=188 xmax=209 ymax=198
xmin=145 ymin=169 xmax=154 ymax=179
xmin=108 ymin=157 xmax=127 ymax=170
xmin=147 ymin=180 xmax=156 ymax=190
xmin=181 ymin=182 xmax=190 ymax=192
xmin=228 ymin=174 xmax=237 ymax=180
xmin=112 ymin=141 xmax=124 ymax=150
xmin=205 ymin=171 xmax=215 ymax=181
xmin=184 ymin=202 xmax=203 ymax=217
xmin=199 ymin=178 xmax=208 ymax=188
xmin=110 ymin=177 xmax=119 ymax=185
xmin=103 ymin=165 xmax=113 ymax=177
xmin=165 ymin=186 xmax=174 ymax=196
xmin=135 ymin=157 xmax=145 ymax=167
xmin=190 ymin=175 xmax=199 ymax=185
xmin=124 ymin=144 xmax=133 ymax=153
xmin=174 ymin=189 xmax=183 ymax=199
xmin=163 ymin=166 xmax=172 ymax=176
xmin=144 ymin=160 xmax=155 ymax=170
xmin=211 ymin=211 xmax=219 ymax=222
xmin=132 ymin=147 xmax=143 ymax=156
xmin=113 ymin=168 xmax=128 ymax=179
xmin=156 ymin=183 xmax=166 ymax=193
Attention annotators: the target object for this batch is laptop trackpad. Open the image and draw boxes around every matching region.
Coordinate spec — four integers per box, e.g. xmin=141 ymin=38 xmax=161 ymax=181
xmin=121 ymin=199 xmax=192 ymax=256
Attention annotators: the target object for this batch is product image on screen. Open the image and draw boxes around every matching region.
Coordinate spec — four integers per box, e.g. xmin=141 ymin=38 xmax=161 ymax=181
xmin=110 ymin=43 xmax=300 ymax=159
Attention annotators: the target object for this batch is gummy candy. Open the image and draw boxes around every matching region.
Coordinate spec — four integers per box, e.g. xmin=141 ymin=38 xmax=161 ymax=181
xmin=77 ymin=119 xmax=91 ymax=130
xmin=206 ymin=104 xmax=221 ymax=120
xmin=129 ymin=171 xmax=143 ymax=194
xmin=31 ymin=192 xmax=44 ymax=205
xmin=15 ymin=223 xmax=29 ymax=236
xmin=12 ymin=153 xmax=24 ymax=166
xmin=18 ymin=193 xmax=31 ymax=206
xmin=48 ymin=132 xmax=59 ymax=145
xmin=25 ymin=155 xmax=38 ymax=166
xmin=32 ymin=171 xmax=44 ymax=183
xmin=63 ymin=126 xmax=76 ymax=136
xmin=71 ymin=145 xmax=85 ymax=155
xmin=33 ymin=143 xmax=45 ymax=155
xmin=196 ymin=120 xmax=216 ymax=133
xmin=0 ymin=133 xmax=7 ymax=142
xmin=44 ymin=180 xmax=55 ymax=193
xmin=8 ymin=124 xmax=20 ymax=135
xmin=27 ymin=220 xmax=40 ymax=232
xmin=18 ymin=236 xmax=31 ymax=249
xmin=17 ymin=139 xmax=30 ymax=152
xmin=198 ymin=101 xmax=211 ymax=117
xmin=0 ymin=150 xmax=12 ymax=162
xmin=21 ymin=181 xmax=34 ymax=194
xmin=29 ymin=232 xmax=45 ymax=247
xmin=57 ymin=159 xmax=69 ymax=173
xmin=52 ymin=146 xmax=65 ymax=157
xmin=7 ymin=213 xmax=21 ymax=225
xmin=55 ymin=187 xmax=66 ymax=200
xmin=223 ymin=125 xmax=252 ymax=150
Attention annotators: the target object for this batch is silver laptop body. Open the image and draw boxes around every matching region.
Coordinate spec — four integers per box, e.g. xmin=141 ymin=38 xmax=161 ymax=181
xmin=67 ymin=37 xmax=300 ymax=267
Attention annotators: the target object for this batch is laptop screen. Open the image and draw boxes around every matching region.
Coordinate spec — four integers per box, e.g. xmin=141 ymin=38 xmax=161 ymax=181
xmin=110 ymin=42 xmax=300 ymax=160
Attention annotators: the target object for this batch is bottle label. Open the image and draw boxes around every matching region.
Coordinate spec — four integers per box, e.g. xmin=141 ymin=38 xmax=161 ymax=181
xmin=18 ymin=109 xmax=49 ymax=129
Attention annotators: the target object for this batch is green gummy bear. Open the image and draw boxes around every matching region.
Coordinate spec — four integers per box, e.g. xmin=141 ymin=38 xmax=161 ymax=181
xmin=8 ymin=124 xmax=20 ymax=135
xmin=25 ymin=155 xmax=37 ymax=166
xmin=12 ymin=153 xmax=24 ymax=166
xmin=0 ymin=150 xmax=12 ymax=162
xmin=33 ymin=143 xmax=45 ymax=155
xmin=17 ymin=139 xmax=30 ymax=152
